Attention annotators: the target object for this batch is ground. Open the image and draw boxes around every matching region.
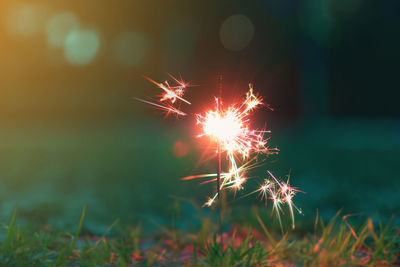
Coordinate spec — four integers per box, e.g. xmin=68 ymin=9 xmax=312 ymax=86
xmin=0 ymin=118 xmax=399 ymax=265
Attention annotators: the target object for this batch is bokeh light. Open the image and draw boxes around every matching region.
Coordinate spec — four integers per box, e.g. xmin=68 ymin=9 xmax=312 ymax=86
xmin=219 ymin=14 xmax=255 ymax=51
xmin=46 ymin=12 xmax=79 ymax=48
xmin=3 ymin=3 xmax=49 ymax=37
xmin=64 ymin=29 xmax=100 ymax=66
xmin=173 ymin=141 xmax=189 ymax=157
xmin=113 ymin=31 xmax=150 ymax=67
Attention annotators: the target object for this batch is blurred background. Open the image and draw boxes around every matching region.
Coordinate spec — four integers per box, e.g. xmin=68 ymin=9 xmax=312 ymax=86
xmin=0 ymin=0 xmax=399 ymax=232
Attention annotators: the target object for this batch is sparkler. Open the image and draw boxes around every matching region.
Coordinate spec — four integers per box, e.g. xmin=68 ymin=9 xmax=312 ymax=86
xmin=137 ymin=74 xmax=302 ymax=232
xmin=190 ymin=83 xmax=277 ymax=207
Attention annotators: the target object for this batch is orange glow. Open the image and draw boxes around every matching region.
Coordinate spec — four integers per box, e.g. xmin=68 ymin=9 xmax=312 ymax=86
xmin=173 ymin=140 xmax=189 ymax=157
xmin=196 ymin=84 xmax=267 ymax=158
xmin=201 ymin=106 xmax=242 ymax=144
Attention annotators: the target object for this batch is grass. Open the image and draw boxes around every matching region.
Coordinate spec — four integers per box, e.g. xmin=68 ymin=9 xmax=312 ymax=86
xmin=0 ymin=206 xmax=398 ymax=266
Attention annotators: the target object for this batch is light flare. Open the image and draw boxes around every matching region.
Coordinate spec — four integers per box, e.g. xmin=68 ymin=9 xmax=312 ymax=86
xmin=196 ymin=85 xmax=268 ymax=159
xmin=191 ymin=84 xmax=278 ymax=206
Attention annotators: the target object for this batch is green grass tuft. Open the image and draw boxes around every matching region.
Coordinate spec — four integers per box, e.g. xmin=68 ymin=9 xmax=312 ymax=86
xmin=0 ymin=207 xmax=398 ymax=266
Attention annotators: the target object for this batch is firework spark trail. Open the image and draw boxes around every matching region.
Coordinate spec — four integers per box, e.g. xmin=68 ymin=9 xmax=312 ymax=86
xmin=135 ymin=98 xmax=187 ymax=116
xmin=143 ymin=75 xmax=192 ymax=105
xmin=137 ymin=74 xmax=192 ymax=116
xmin=250 ymin=171 xmax=304 ymax=230
xmin=183 ymin=157 xmax=262 ymax=206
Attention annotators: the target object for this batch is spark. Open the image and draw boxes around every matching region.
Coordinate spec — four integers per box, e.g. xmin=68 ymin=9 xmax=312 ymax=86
xmin=135 ymin=98 xmax=187 ymax=116
xmin=137 ymin=74 xmax=192 ymax=116
xmin=196 ymin=85 xmax=268 ymax=158
xmin=253 ymin=171 xmax=303 ymax=230
xmin=183 ymin=157 xmax=263 ymax=207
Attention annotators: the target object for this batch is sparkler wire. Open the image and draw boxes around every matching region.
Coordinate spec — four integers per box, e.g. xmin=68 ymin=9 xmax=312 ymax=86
xmin=217 ymin=75 xmax=223 ymax=247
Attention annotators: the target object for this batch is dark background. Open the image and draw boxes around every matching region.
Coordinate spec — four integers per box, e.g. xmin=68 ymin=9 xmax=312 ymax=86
xmin=0 ymin=0 xmax=399 ymax=233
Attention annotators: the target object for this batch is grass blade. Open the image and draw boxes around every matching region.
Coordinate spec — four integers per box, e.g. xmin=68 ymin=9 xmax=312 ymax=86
xmin=56 ymin=204 xmax=87 ymax=265
xmin=2 ymin=207 xmax=17 ymax=254
xmin=255 ymin=213 xmax=276 ymax=248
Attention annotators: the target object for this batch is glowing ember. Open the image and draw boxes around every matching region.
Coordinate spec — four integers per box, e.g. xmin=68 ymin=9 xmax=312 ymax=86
xmin=196 ymin=86 xmax=268 ymax=158
xmin=201 ymin=105 xmax=242 ymax=143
